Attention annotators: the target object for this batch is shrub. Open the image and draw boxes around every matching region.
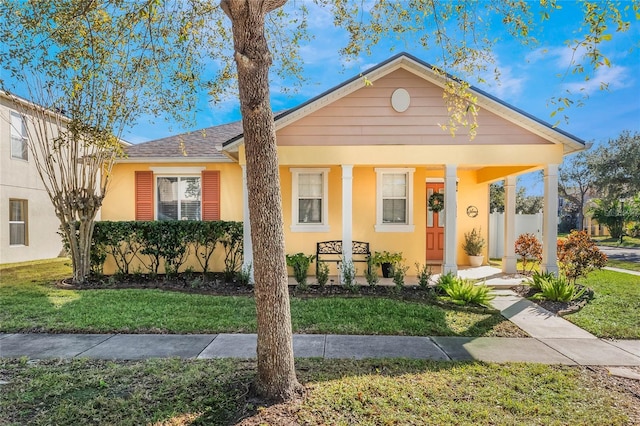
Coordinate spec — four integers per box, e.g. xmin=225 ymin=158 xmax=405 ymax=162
xmin=392 ymin=263 xmax=409 ymax=291
xmin=286 ymin=253 xmax=316 ymax=287
xmin=191 ymin=221 xmax=225 ymax=274
xmin=237 ymin=262 xmax=252 ymax=286
xmin=436 ymin=271 xmax=457 ymax=293
xmin=316 ymin=261 xmax=329 ymax=287
xmin=437 ymin=276 xmax=495 ymax=307
xmin=340 ymin=258 xmax=358 ymax=292
xmin=220 ymin=221 xmax=243 ymax=282
xmin=514 ymin=233 xmax=542 ymax=274
xmin=415 ymin=262 xmax=433 ymax=289
xmin=531 ymin=273 xmax=586 ymax=302
xmin=90 ymin=220 xmax=243 ymax=276
xmin=557 ymin=230 xmax=607 ymax=284
xmin=529 ymin=270 xmax=555 ymax=292
xmin=365 ymin=258 xmax=379 ymax=287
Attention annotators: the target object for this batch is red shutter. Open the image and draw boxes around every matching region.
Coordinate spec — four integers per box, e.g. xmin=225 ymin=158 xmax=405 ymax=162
xmin=135 ymin=171 xmax=154 ymax=220
xmin=202 ymin=170 xmax=221 ymax=221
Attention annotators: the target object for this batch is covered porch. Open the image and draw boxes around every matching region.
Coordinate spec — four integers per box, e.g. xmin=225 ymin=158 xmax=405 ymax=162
xmin=241 ymin=161 xmax=562 ymax=280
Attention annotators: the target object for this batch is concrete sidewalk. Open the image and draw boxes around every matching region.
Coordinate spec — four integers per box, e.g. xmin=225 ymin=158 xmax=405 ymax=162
xmin=2 ymin=331 xmax=639 ymax=366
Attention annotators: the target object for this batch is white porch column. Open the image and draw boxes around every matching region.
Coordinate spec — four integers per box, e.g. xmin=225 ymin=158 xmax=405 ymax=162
xmin=241 ymin=165 xmax=254 ymax=282
xmin=542 ymin=164 xmax=559 ymax=274
xmin=502 ymin=176 xmax=517 ymax=273
xmin=443 ymin=164 xmax=458 ymax=275
xmin=341 ymin=165 xmax=354 ymax=264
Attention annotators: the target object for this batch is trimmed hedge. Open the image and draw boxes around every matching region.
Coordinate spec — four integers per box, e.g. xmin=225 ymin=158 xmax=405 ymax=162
xmin=91 ymin=221 xmax=243 ymax=276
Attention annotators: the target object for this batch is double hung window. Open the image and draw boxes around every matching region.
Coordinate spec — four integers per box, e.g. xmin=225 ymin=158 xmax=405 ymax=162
xmin=291 ymin=168 xmax=329 ymax=232
xmin=10 ymin=112 xmax=28 ymax=161
xmin=375 ymin=168 xmax=415 ymax=232
xmin=9 ymin=199 xmax=28 ymax=245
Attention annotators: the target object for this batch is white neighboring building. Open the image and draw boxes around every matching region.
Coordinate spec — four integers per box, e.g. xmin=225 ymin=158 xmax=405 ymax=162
xmin=0 ymin=93 xmax=64 ymax=264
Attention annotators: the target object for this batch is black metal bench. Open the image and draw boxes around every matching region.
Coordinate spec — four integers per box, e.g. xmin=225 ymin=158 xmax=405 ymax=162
xmin=316 ymin=240 xmax=371 ymax=275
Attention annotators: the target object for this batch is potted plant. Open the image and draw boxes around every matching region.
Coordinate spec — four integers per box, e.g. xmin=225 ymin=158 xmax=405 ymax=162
xmin=371 ymin=251 xmax=403 ymax=278
xmin=463 ymin=228 xmax=486 ymax=267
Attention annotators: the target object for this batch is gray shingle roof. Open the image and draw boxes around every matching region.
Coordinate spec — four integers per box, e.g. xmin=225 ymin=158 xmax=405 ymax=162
xmin=125 ymin=121 xmax=243 ymax=159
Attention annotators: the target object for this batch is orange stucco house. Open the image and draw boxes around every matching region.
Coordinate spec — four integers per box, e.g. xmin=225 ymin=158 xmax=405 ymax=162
xmin=101 ymin=53 xmax=585 ymax=276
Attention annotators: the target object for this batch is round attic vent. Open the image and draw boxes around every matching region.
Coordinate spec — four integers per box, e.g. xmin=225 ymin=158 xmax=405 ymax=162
xmin=391 ymin=88 xmax=410 ymax=113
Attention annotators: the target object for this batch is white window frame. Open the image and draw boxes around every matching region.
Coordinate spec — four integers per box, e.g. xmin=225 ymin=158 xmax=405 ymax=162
xmin=290 ymin=168 xmax=330 ymax=232
xmin=10 ymin=112 xmax=28 ymax=161
xmin=375 ymin=168 xmax=415 ymax=232
xmin=151 ymin=167 xmax=205 ymax=221
xmin=9 ymin=199 xmax=28 ymax=246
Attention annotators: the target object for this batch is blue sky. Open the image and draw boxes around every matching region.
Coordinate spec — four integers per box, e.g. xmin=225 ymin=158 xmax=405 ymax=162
xmin=5 ymin=2 xmax=639 ymax=193
xmin=123 ymin=2 xmax=639 ymax=194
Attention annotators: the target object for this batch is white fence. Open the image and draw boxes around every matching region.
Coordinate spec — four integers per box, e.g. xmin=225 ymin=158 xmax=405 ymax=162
xmin=489 ymin=212 xmax=543 ymax=259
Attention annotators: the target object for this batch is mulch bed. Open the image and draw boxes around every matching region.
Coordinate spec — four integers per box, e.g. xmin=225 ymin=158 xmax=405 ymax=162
xmin=61 ymin=273 xmax=598 ymax=317
xmin=59 ymin=273 xmax=497 ymax=313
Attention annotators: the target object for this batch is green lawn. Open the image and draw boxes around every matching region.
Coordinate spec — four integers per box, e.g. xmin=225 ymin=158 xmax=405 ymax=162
xmin=567 ymin=269 xmax=640 ymax=339
xmin=606 ymin=259 xmax=640 ymax=272
xmin=0 ymin=358 xmax=635 ymax=425
xmin=592 ymin=235 xmax=640 ymax=248
xmin=0 ymin=259 xmax=519 ymax=337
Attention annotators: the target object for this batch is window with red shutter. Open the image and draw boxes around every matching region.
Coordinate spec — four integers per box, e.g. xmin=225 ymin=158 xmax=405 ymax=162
xmin=135 ymin=171 xmax=154 ymax=220
xmin=201 ymin=170 xmax=220 ymax=221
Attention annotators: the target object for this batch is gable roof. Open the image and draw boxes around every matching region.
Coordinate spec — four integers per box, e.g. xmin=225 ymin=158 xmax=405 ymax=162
xmin=120 ymin=121 xmax=243 ymax=162
xmin=223 ymin=52 xmax=585 ymax=154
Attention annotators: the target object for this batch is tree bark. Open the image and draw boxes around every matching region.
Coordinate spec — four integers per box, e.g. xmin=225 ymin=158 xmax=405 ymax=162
xmin=221 ymin=0 xmax=301 ymax=401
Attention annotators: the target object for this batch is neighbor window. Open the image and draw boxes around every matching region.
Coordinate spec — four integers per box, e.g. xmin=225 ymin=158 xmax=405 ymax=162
xmin=375 ymin=168 xmax=415 ymax=232
xmin=156 ymin=176 xmax=201 ymax=220
xmin=9 ymin=199 xmax=28 ymax=246
xmin=10 ymin=112 xmax=28 ymax=161
xmin=290 ymin=168 xmax=329 ymax=232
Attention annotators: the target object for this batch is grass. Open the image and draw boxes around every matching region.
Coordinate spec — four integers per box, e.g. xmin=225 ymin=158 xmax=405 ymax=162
xmin=0 ymin=358 xmax=636 ymax=425
xmin=591 ymin=235 xmax=640 ymax=248
xmin=0 ymin=259 xmax=519 ymax=337
xmin=606 ymin=259 xmax=640 ymax=272
xmin=566 ymin=269 xmax=640 ymax=339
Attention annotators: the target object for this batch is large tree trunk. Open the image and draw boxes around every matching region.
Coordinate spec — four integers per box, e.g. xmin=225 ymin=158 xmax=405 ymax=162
xmin=221 ymin=0 xmax=301 ymax=401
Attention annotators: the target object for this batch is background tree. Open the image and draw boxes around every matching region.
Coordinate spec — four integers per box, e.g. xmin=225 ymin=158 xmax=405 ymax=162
xmin=588 ymin=131 xmax=640 ymax=200
xmin=585 ymin=131 xmax=640 ymax=240
xmin=490 ymin=181 xmax=543 ymax=214
xmin=558 ymin=151 xmax=597 ymax=232
xmin=0 ymin=1 xmax=200 ymax=283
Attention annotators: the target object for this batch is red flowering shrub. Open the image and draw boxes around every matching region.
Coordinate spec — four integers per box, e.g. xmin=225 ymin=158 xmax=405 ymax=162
xmin=514 ymin=233 xmax=543 ymax=274
xmin=557 ymin=230 xmax=607 ymax=284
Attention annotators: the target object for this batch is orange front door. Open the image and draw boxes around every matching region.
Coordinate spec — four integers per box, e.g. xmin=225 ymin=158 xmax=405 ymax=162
xmin=426 ymin=183 xmax=445 ymax=262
